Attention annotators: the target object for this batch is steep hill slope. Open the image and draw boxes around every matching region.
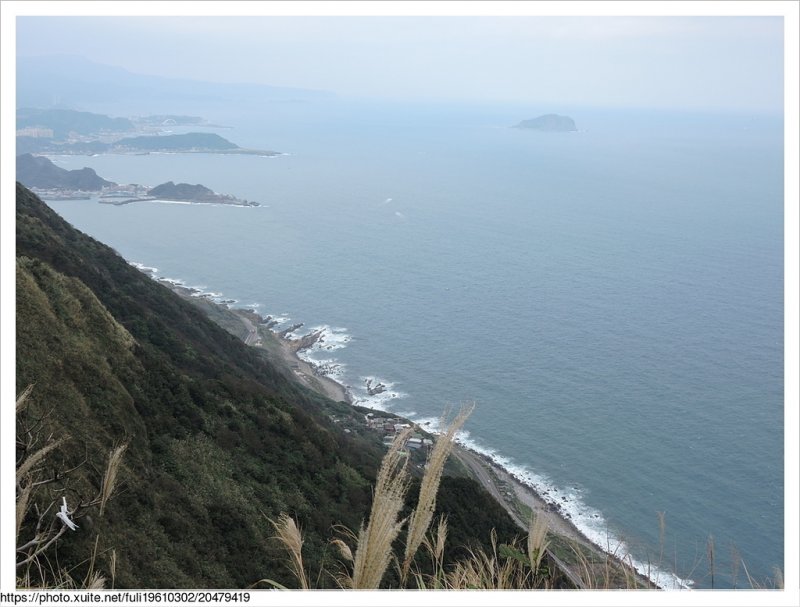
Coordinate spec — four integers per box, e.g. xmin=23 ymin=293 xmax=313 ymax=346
xmin=15 ymin=184 xmax=518 ymax=588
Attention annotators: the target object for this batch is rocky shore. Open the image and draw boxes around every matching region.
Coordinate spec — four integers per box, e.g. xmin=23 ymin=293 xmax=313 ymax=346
xmin=153 ymin=276 xmax=351 ymax=403
xmin=150 ymin=270 xmax=655 ymax=588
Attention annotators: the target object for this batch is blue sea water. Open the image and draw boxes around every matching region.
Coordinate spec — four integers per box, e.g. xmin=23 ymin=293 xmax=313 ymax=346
xmin=44 ymin=100 xmax=784 ymax=589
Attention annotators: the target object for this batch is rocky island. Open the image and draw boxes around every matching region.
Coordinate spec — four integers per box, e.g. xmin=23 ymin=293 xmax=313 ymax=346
xmin=514 ymin=114 xmax=577 ymax=132
xmin=106 ymin=181 xmax=260 ymax=206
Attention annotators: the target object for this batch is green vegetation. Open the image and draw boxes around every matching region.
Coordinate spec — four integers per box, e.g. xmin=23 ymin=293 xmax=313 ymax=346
xmin=113 ymin=132 xmax=238 ymax=151
xmin=15 ymin=183 xmax=522 ymax=589
xmin=146 ymin=181 xmax=257 ymax=205
xmin=266 ymin=415 xmax=562 ymax=590
xmin=17 ymin=183 xmax=781 ymax=591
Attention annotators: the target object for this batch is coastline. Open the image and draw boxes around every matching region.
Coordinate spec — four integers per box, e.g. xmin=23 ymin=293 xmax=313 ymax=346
xmin=223 ymin=304 xmax=657 ymax=587
xmin=148 ymin=267 xmax=662 ymax=589
xmin=152 ymin=273 xmax=351 ymax=404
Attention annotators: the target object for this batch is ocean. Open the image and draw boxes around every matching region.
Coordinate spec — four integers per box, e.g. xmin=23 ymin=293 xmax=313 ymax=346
xmin=42 ymin=99 xmax=784 ymax=589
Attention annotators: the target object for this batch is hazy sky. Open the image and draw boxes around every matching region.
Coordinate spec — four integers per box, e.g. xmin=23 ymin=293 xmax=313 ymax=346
xmin=14 ymin=14 xmax=785 ymax=112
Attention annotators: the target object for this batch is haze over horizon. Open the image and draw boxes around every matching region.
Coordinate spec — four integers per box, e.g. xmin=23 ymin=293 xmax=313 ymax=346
xmin=15 ymin=15 xmax=784 ymax=113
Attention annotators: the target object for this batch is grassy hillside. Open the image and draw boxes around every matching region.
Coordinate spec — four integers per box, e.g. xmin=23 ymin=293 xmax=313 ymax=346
xmin=15 ymin=183 xmax=519 ymax=588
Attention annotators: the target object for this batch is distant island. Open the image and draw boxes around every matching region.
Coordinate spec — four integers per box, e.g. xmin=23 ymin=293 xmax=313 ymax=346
xmin=513 ymin=114 xmax=577 ymax=132
xmin=100 ymin=181 xmax=260 ymax=207
xmin=141 ymin=181 xmax=259 ymax=206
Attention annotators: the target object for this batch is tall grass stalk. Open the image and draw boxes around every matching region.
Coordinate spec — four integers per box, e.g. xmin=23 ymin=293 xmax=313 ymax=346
xmin=269 ymin=513 xmax=309 ymax=590
xmin=109 ymin=549 xmax=117 ymax=589
xmin=349 ymin=427 xmax=413 ymax=589
xmin=16 ymin=439 xmax=65 ymax=483
xmin=527 ymin=512 xmax=550 ymax=574
xmin=401 ymin=404 xmax=473 ymax=580
xmin=445 ymin=529 xmax=523 ymax=589
xmin=99 ymin=443 xmax=127 ymax=517
xmin=16 ymin=482 xmax=33 ymax=543
xmin=16 ymin=384 xmax=34 ymax=413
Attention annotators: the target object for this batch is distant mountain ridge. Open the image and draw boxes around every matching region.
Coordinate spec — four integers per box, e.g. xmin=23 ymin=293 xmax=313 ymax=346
xmin=17 ymin=54 xmax=334 ymax=112
xmin=17 ymin=107 xmax=134 ymax=138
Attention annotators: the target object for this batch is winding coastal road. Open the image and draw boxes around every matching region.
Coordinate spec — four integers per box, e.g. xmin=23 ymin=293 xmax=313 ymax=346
xmin=240 ymin=315 xmax=259 ymax=346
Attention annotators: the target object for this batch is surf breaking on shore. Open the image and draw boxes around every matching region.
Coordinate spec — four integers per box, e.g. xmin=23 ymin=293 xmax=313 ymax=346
xmin=129 ymin=260 xmax=692 ymax=589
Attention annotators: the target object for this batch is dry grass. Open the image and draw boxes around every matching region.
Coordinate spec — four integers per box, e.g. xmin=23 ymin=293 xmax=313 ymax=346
xmin=445 ymin=529 xmax=527 ymax=589
xmin=349 ymin=427 xmax=413 ymax=588
xmin=16 ymin=482 xmax=33 ymax=543
xmin=527 ymin=512 xmax=549 ymax=574
xmin=16 ymin=438 xmax=65 ymax=483
xmin=99 ymin=443 xmax=127 ymax=517
xmin=402 ymin=404 xmax=473 ymax=580
xmin=109 ymin=549 xmax=117 ymax=589
xmin=85 ymin=571 xmax=106 ymax=590
xmin=16 ymin=384 xmax=35 ymax=413
xmin=268 ymin=513 xmax=309 ymax=589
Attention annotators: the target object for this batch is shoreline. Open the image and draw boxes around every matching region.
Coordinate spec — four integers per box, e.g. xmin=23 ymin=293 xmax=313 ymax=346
xmin=151 ymin=273 xmax=352 ymax=404
xmin=147 ymin=266 xmax=665 ymax=589
xmin=222 ymin=302 xmax=661 ymax=588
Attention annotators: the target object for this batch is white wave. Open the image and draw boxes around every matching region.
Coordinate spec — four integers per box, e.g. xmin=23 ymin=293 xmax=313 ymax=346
xmin=449 ymin=431 xmax=693 ymax=589
xmin=377 ymin=413 xmax=691 ymax=589
xmin=265 ymin=314 xmax=291 ymax=326
xmin=161 ymin=277 xmax=186 ymax=286
xmin=299 ymin=357 xmax=347 ymax=382
xmin=296 ymin=327 xmax=352 ymax=382
xmin=305 ymin=325 xmax=352 ymax=351
xmin=348 ymin=376 xmax=408 ymax=411
xmin=129 ymin=261 xmax=159 ymax=274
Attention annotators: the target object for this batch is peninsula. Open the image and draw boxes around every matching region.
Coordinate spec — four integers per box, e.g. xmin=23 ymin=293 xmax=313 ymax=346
xmin=110 ymin=132 xmax=278 ymax=156
xmin=16 ymin=108 xmax=279 ymax=156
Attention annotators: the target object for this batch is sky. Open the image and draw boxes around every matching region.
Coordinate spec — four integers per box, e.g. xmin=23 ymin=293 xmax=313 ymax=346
xmin=12 ymin=12 xmax=786 ymax=112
